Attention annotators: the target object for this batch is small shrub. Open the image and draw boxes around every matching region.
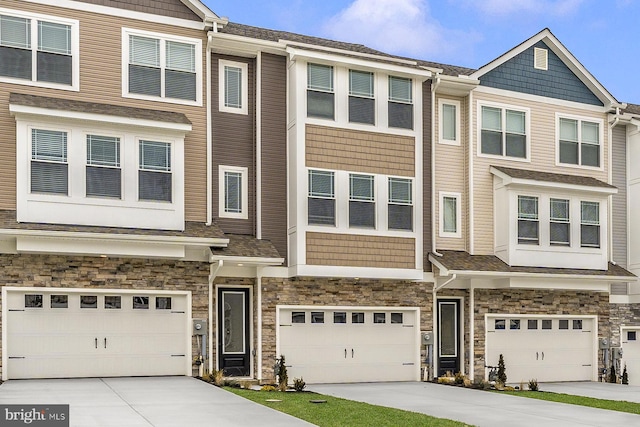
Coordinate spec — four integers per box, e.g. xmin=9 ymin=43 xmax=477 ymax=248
xmin=454 ymin=371 xmax=467 ymax=385
xmin=213 ymin=369 xmax=224 ymax=386
xmin=494 ymin=380 xmax=505 ymax=391
xmin=622 ymin=365 xmax=629 ymax=385
xmin=528 ymin=378 xmax=539 ymax=391
xmin=240 ymin=380 xmax=254 ymax=390
xmin=223 ymin=379 xmax=240 ymax=388
xmin=497 ymin=354 xmax=507 ymax=384
xmin=437 ymin=376 xmax=455 ymax=384
xmin=261 ymin=385 xmax=277 ymax=392
xmin=277 ymin=355 xmax=289 ymax=391
xmin=293 ymin=377 xmax=306 ymax=392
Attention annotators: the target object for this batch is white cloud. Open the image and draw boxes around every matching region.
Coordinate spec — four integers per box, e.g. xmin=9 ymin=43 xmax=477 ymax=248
xmin=322 ymin=0 xmax=480 ymax=62
xmin=461 ymin=0 xmax=584 ymax=17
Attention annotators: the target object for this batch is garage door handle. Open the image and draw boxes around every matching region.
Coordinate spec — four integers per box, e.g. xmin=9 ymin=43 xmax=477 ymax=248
xmin=104 ymin=338 xmax=107 ymax=349
xmin=541 ymin=351 xmax=544 ymax=360
xmin=344 ymin=349 xmax=347 ymax=359
xmin=351 ymin=349 xmax=354 ymax=358
xmin=95 ymin=338 xmax=98 ymax=349
xmin=536 ymin=352 xmax=538 ymax=360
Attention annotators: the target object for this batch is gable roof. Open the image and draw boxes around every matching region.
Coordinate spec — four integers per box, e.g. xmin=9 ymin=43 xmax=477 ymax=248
xmin=471 ymin=28 xmax=620 ymax=107
xmin=490 ymin=166 xmax=616 ymax=190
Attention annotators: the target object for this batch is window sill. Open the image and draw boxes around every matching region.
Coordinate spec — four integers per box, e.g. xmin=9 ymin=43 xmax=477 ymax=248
xmin=0 ymin=76 xmax=79 ymax=92
xmin=122 ymin=92 xmax=201 ymax=107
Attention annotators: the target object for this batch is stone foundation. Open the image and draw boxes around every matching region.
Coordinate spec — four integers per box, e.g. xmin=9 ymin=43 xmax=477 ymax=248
xmin=609 ymin=303 xmax=640 ymax=347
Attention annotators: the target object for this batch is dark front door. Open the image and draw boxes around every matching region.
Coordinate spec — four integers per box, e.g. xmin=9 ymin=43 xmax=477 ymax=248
xmin=218 ymin=288 xmax=250 ymax=376
xmin=438 ymin=299 xmax=460 ymax=376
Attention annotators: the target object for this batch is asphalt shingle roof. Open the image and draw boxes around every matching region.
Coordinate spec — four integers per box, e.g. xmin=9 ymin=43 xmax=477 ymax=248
xmin=491 ymin=166 xmax=616 ymax=189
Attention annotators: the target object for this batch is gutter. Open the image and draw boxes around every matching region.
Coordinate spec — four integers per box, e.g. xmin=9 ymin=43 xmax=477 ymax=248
xmin=431 ymin=75 xmax=442 ymax=258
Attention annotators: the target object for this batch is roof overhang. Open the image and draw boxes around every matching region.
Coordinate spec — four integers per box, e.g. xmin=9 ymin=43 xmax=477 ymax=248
xmin=490 ymin=166 xmax=617 ymax=195
xmin=433 ymin=74 xmax=480 ymax=97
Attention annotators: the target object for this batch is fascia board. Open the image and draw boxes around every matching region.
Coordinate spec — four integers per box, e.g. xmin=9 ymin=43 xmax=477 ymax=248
xmin=209 ymin=255 xmax=285 ymax=266
xmin=209 ymin=33 xmax=287 ymax=56
xmin=427 ymin=254 xmax=450 ymax=276
xmin=180 ymin=0 xmax=219 ymax=22
xmin=441 ymin=269 xmax=634 ymax=282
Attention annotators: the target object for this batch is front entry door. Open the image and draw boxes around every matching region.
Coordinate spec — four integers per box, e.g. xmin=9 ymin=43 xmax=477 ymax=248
xmin=438 ymin=299 xmax=460 ymax=376
xmin=218 ymin=288 xmax=250 ymax=376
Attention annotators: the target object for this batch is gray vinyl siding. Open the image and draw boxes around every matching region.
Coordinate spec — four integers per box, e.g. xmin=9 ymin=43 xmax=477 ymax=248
xmin=74 ymin=0 xmax=201 ymax=21
xmin=423 ymin=80 xmax=432 ymax=271
xmin=480 ymin=41 xmax=603 ymax=106
xmin=612 ymin=125 xmax=628 ymax=269
xmin=261 ymin=53 xmax=288 ymax=262
xmin=212 ymin=54 xmax=256 ymax=235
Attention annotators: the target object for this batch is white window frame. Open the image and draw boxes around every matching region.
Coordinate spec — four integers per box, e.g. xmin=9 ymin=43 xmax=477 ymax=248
xmin=438 ymin=99 xmax=461 ymax=145
xmin=580 ymin=200 xmax=600 ymax=248
xmin=517 ymin=194 xmax=539 ymax=245
xmin=219 ymin=165 xmax=248 ymax=219
xmin=477 ymin=101 xmax=530 ymax=162
xmin=122 ymin=27 xmax=202 ymax=106
xmin=137 ymin=139 xmax=173 ymax=203
xmin=0 ymin=8 xmax=79 ymax=91
xmin=439 ymin=192 xmax=461 ymax=238
xmin=85 ymin=133 xmax=122 ymax=200
xmin=219 ymin=59 xmax=248 ymax=115
xmin=555 ymin=113 xmax=604 ymax=171
xmin=387 ymin=177 xmax=413 ymax=231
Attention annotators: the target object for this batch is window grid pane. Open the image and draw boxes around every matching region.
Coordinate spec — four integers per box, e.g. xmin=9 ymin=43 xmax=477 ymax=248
xmin=38 ymin=21 xmax=71 ymax=55
xmin=389 ymin=178 xmax=412 ymax=204
xmin=443 ymin=196 xmax=457 ymax=233
xmin=309 ymin=170 xmax=334 ymax=198
xmin=139 ymin=141 xmax=171 ymax=171
xmin=349 ymin=70 xmax=374 ymax=97
xmin=224 ymin=171 xmax=242 ymax=213
xmin=129 ymin=35 xmax=159 ymax=67
xmin=224 ymin=65 xmax=242 ymax=109
xmin=166 ymin=41 xmax=194 ymax=72
xmin=32 ymin=129 xmax=67 ymax=162
xmin=442 ymin=104 xmax=456 ymax=140
xmin=518 ymin=195 xmax=539 ymax=244
xmin=1 ymin=15 xmax=31 ymax=49
xmin=550 ymin=198 xmax=570 ymax=246
xmin=307 ymin=63 xmax=333 ymax=91
xmin=87 ymin=135 xmax=120 ymax=167
xmin=350 ymin=174 xmax=374 ymax=201
xmin=389 ymin=76 xmax=411 ymax=103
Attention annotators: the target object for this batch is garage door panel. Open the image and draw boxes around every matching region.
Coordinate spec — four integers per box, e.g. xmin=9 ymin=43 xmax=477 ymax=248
xmin=621 ymin=329 xmax=640 ymax=386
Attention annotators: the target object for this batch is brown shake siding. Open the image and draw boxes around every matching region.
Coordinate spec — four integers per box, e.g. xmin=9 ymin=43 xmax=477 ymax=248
xmin=211 ymin=54 xmax=256 ymax=235
xmin=422 ymin=81 xmax=432 ymax=270
xmin=306 ymin=232 xmax=415 ymax=269
xmin=305 ymin=125 xmax=415 ymax=177
xmin=74 ymin=0 xmax=201 ymax=21
xmin=0 ymin=0 xmax=208 ymax=221
xmin=260 ymin=53 xmax=288 ymax=262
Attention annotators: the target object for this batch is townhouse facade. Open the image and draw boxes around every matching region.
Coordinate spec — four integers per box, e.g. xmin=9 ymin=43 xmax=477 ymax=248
xmin=0 ymin=0 xmax=638 ymax=386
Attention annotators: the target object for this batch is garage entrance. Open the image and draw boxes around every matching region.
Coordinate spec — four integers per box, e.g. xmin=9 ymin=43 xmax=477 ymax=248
xmin=485 ymin=314 xmax=597 ymax=383
xmin=621 ymin=327 xmax=640 ymax=386
xmin=2 ymin=287 xmax=191 ymax=380
xmin=277 ymin=306 xmax=420 ymax=383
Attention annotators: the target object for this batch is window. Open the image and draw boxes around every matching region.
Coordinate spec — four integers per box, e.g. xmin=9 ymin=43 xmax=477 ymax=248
xmin=528 ymin=320 xmax=538 ymax=330
xmin=308 ymin=170 xmax=335 ymax=225
xmin=0 ymin=12 xmax=76 ymax=88
xmin=311 ymin=312 xmax=324 ymax=324
xmin=541 ymin=320 xmax=552 ymax=330
xmin=292 ymin=312 xmax=305 ymax=324
xmin=581 ymin=201 xmax=600 ymax=248
xmin=439 ymin=100 xmax=459 ymax=144
xmin=572 ymin=320 xmax=582 ymax=330
xmin=80 ymin=295 xmax=97 ymax=308
xmin=51 ymin=295 xmax=68 ymax=308
xmin=373 ymin=313 xmax=386 ymax=324
xmin=31 ymin=129 xmax=68 ymax=195
xmin=510 ymin=319 xmax=521 ymax=330
xmin=518 ymin=195 xmax=538 ymax=244
xmin=389 ymin=76 xmax=413 ymax=129
xmin=133 ymin=296 xmax=149 ymax=309
xmin=105 ymin=296 xmax=121 ymax=309
xmin=307 ymin=63 xmax=334 ymax=119
xmin=550 ymin=198 xmax=570 ymax=246
xmin=440 ymin=193 xmax=460 ymax=238
xmin=352 ymin=312 xmax=364 ymax=324
xmin=494 ymin=319 xmax=506 ymax=330
xmin=156 ymin=297 xmax=172 ymax=310
xmin=558 ymin=117 xmax=600 ymax=167
xmin=125 ymin=29 xmax=200 ymax=103
xmin=481 ymin=106 xmax=527 ymax=158
xmin=219 ymin=59 xmax=248 ymax=114
xmin=559 ymin=319 xmax=569 ymax=330
xmin=86 ymin=135 xmax=121 ymax=199
xmin=391 ymin=313 xmax=403 ymax=324
xmin=219 ymin=166 xmax=248 ymax=219
xmin=25 ymin=294 xmax=43 ymax=308
xmin=628 ymin=331 xmax=637 ymax=341
xmin=388 ymin=178 xmax=413 ymax=231
xmin=349 ymin=69 xmax=375 ymax=125
xmin=139 ymin=140 xmax=171 ymax=202
xmin=334 ymin=312 xmax=347 ymax=324
xmin=349 ymin=174 xmax=375 ymax=228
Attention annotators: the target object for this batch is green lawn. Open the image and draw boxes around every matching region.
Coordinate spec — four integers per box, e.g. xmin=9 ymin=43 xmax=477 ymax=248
xmin=500 ymin=391 xmax=640 ymax=415
xmin=225 ymin=387 xmax=471 ymax=427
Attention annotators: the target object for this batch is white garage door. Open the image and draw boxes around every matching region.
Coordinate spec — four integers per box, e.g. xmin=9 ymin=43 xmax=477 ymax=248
xmin=621 ymin=328 xmax=640 ymax=386
xmin=3 ymin=288 xmax=190 ymax=380
xmin=486 ymin=315 xmax=596 ymax=383
xmin=278 ymin=306 xmax=420 ymax=384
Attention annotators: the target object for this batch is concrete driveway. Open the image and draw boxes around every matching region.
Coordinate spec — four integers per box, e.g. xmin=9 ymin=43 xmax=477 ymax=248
xmin=0 ymin=377 xmax=311 ymax=427
xmin=310 ymin=382 xmax=640 ymax=427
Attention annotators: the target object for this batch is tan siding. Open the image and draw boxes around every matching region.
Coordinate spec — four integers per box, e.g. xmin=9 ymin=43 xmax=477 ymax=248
xmin=472 ymin=92 xmax=610 ymax=254
xmin=306 ymin=125 xmax=415 ymax=177
xmin=211 ymin=54 xmax=256 ymax=235
xmin=0 ymin=1 xmax=208 ymax=221
xmin=422 ymin=81 xmax=432 ymax=265
xmin=306 ymin=232 xmax=415 ymax=269
xmin=261 ymin=54 xmax=288 ymax=261
xmin=74 ymin=0 xmax=201 ymax=21
xmin=434 ymin=94 xmax=467 ymax=251
xmin=612 ymin=125 xmax=627 ymax=268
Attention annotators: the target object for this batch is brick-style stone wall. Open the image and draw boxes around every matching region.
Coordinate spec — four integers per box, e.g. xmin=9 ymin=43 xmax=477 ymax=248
xmin=473 ymin=289 xmax=609 ymax=379
xmin=260 ymin=277 xmax=433 ymax=381
xmin=609 ymin=303 xmax=640 ymax=347
xmin=0 ymin=254 xmax=210 ymax=376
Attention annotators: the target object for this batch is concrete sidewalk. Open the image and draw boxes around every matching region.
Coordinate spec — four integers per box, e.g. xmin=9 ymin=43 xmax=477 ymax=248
xmin=0 ymin=377 xmax=312 ymax=427
xmin=310 ymin=382 xmax=640 ymax=427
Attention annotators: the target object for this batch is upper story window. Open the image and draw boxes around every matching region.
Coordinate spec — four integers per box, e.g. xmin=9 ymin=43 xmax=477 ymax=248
xmin=307 ymin=63 xmax=334 ymax=120
xmin=439 ymin=99 xmax=460 ymax=145
xmin=308 ymin=170 xmax=335 ymax=225
xmin=558 ymin=117 xmax=600 ymax=168
xmin=349 ymin=174 xmax=375 ymax=228
xmin=219 ymin=165 xmax=248 ymax=219
xmin=517 ymin=195 xmax=538 ymax=245
xmin=123 ymin=28 xmax=201 ymax=105
xmin=388 ymin=178 xmax=412 ymax=231
xmin=0 ymin=11 xmax=77 ymax=89
xmin=481 ymin=105 xmax=527 ymax=159
xmin=349 ymin=70 xmax=375 ymax=125
xmin=138 ymin=140 xmax=171 ymax=202
xmin=388 ymin=76 xmax=413 ymax=130
xmin=219 ymin=59 xmax=248 ymax=115
xmin=550 ymin=198 xmax=570 ymax=246
xmin=86 ymin=135 xmax=121 ymax=199
xmin=580 ymin=201 xmax=600 ymax=248
xmin=440 ymin=192 xmax=461 ymax=238
xmin=31 ymin=129 xmax=68 ymax=195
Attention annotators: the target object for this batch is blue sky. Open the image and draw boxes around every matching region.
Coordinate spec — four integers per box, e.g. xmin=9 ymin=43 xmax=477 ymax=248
xmin=202 ymin=0 xmax=640 ymax=104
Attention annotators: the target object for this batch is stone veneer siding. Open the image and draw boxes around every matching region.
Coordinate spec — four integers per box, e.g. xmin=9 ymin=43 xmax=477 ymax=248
xmin=473 ymin=289 xmax=609 ymax=380
xmin=259 ymin=277 xmax=433 ymax=381
xmin=0 ymin=254 xmax=210 ymax=377
xmin=609 ymin=303 xmax=640 ymax=347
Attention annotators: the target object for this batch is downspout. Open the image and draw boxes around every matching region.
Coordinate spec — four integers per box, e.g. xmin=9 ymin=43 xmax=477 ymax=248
xmin=206 ymin=32 xmax=213 ymax=225
xmin=208 ymin=259 xmax=223 ymax=374
xmin=431 ymin=75 xmax=442 ymax=257
xmin=256 ymin=266 xmax=264 ymax=381
xmin=432 ymin=273 xmax=456 ymax=379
